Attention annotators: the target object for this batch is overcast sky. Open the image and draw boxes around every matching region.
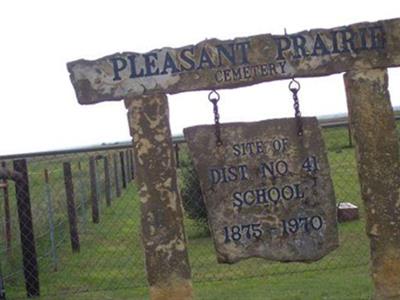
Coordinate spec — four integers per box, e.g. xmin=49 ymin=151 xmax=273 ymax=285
xmin=1 ymin=0 xmax=400 ymax=155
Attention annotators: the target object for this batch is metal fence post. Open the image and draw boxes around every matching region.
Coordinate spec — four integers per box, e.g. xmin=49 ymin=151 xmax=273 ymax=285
xmin=89 ymin=157 xmax=99 ymax=223
xmin=129 ymin=149 xmax=135 ymax=180
xmin=77 ymin=161 xmax=87 ymax=230
xmin=1 ymin=162 xmax=11 ymax=257
xmin=113 ymin=154 xmax=121 ymax=198
xmin=119 ymin=152 xmax=127 ymax=189
xmin=13 ymin=159 xmax=40 ymax=298
xmin=347 ymin=123 xmax=353 ymax=148
xmin=174 ymin=143 xmax=180 ymax=169
xmin=44 ymin=169 xmax=58 ymax=271
xmin=104 ymin=156 xmax=111 ymax=206
xmin=0 ymin=262 xmax=6 ymax=300
xmin=63 ymin=162 xmax=80 ymax=252
xmin=126 ymin=150 xmax=132 ymax=182
xmin=95 ymin=158 xmax=102 ymax=216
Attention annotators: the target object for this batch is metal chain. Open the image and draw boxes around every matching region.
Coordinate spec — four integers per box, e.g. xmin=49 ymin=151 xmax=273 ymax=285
xmin=289 ymin=78 xmax=303 ymax=136
xmin=208 ymin=90 xmax=223 ymax=146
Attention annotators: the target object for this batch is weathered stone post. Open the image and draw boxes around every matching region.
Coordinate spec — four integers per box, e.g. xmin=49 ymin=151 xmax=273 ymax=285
xmin=344 ymin=68 xmax=400 ymax=299
xmin=125 ymin=94 xmax=193 ymax=300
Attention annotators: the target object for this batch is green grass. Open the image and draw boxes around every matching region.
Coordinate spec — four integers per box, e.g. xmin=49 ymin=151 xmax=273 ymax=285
xmin=35 ymin=266 xmax=373 ymax=300
xmin=5 ymin=183 xmax=372 ymax=299
xmin=194 ymin=267 xmax=372 ymax=300
xmin=1 ymin=124 xmax=377 ymax=299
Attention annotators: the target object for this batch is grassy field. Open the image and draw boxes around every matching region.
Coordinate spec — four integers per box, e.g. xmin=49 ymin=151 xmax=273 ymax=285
xmin=20 ymin=183 xmax=371 ymax=300
xmin=7 ymin=184 xmax=371 ymax=300
xmin=1 ymin=124 xmax=375 ymax=299
xmin=36 ymin=266 xmax=373 ymax=300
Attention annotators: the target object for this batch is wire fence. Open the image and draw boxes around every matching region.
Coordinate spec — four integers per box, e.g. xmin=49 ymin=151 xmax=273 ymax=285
xmin=0 ymin=145 xmax=136 ymax=299
xmin=0 ymin=118 xmax=383 ymax=299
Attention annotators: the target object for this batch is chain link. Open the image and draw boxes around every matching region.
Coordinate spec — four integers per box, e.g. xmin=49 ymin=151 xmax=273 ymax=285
xmin=208 ymin=90 xmax=223 ymax=146
xmin=289 ymin=78 xmax=303 ymax=136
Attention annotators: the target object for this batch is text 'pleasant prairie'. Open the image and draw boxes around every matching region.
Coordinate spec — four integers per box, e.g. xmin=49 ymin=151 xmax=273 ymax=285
xmin=110 ymin=24 xmax=385 ymax=84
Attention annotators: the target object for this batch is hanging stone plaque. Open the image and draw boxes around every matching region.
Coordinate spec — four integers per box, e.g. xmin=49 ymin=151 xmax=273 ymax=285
xmin=183 ymin=117 xmax=338 ymax=264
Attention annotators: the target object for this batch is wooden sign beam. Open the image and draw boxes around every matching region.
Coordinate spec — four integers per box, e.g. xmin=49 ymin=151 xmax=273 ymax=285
xmin=67 ymin=18 xmax=400 ymax=104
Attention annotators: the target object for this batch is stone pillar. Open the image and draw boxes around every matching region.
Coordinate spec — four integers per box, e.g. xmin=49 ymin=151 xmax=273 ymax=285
xmin=344 ymin=68 xmax=400 ymax=299
xmin=125 ymin=94 xmax=193 ymax=300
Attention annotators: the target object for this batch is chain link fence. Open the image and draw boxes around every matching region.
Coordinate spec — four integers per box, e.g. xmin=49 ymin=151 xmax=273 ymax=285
xmin=0 ymin=118 xmax=383 ymax=299
xmin=0 ymin=145 xmax=138 ymax=299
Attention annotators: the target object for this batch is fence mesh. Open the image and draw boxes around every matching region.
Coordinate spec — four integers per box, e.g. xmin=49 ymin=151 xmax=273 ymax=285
xmin=0 ymin=120 xmax=380 ymax=299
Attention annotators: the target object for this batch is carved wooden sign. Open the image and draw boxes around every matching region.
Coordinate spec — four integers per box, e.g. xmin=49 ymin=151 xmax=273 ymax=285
xmin=184 ymin=118 xmax=338 ymax=263
xmin=67 ymin=18 xmax=400 ymax=104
